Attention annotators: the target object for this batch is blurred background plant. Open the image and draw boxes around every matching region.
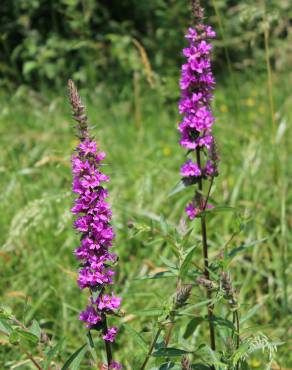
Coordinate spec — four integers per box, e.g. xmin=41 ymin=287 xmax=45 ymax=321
xmin=0 ymin=0 xmax=291 ymax=91
xmin=0 ymin=0 xmax=291 ymax=369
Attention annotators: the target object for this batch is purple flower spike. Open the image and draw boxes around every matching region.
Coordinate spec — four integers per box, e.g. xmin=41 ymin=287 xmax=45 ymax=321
xmin=68 ymin=80 xmax=121 ymax=355
xmin=178 ymin=24 xmax=216 ymax=152
xmin=178 ymin=8 xmax=218 ymax=218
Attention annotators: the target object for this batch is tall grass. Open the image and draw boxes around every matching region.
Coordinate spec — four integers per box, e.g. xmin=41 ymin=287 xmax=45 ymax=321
xmin=0 ymin=69 xmax=291 ymax=368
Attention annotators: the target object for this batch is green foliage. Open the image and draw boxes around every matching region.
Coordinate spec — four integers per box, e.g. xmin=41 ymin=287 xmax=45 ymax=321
xmin=0 ymin=0 xmax=290 ymax=89
xmin=0 ymin=306 xmax=64 ymax=368
xmin=61 ymin=343 xmax=87 ymax=370
xmin=0 ymin=40 xmax=291 ymax=368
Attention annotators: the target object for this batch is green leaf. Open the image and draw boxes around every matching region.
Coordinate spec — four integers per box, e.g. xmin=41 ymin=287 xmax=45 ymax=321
xmin=228 ymin=239 xmax=267 ymax=258
xmin=86 ymin=331 xmax=97 ymax=362
xmin=29 ymin=320 xmax=41 ymax=339
xmin=231 ymin=341 xmax=250 ymax=364
xmin=45 ymin=339 xmax=64 ymax=370
xmin=180 ymin=299 xmax=212 ymax=315
xmin=0 ymin=306 xmax=13 ymax=320
xmin=123 ymin=323 xmax=148 ymax=352
xmin=159 ymin=215 xmax=168 ymax=235
xmin=183 ymin=317 xmax=203 ymax=339
xmin=61 ymin=343 xmax=87 ymax=370
xmin=180 ymin=228 xmax=194 ymax=248
xmin=180 ymin=246 xmax=196 ymax=277
xmin=201 ymin=206 xmax=236 ymax=216
xmin=240 ymin=360 xmax=251 ymax=370
xmin=135 ymin=308 xmax=163 ymax=317
xmin=17 ymin=328 xmax=39 ymax=347
xmin=155 ymin=362 xmax=181 ymax=370
xmin=23 ymin=61 xmax=37 ymax=76
xmin=160 ymin=256 xmax=177 ymax=270
xmin=168 ymin=181 xmax=186 ymax=197
xmin=87 ymin=331 xmax=94 ymax=348
xmin=9 ymin=330 xmax=20 ymax=345
xmin=239 ymin=303 xmax=263 ymax=325
xmin=192 ymin=365 xmax=210 ymax=370
xmin=0 ymin=319 xmax=12 ymax=335
xmin=91 ymin=289 xmax=102 ymax=302
xmin=135 ymin=271 xmax=177 ymax=280
xmin=212 ymin=316 xmax=235 ymax=330
xmin=152 ymin=347 xmax=191 ymax=357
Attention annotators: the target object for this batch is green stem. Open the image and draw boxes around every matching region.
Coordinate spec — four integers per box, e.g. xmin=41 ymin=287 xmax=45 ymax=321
xmin=204 ymin=177 xmax=214 ymax=210
xmin=102 ymin=315 xmax=112 ymax=366
xmin=140 ymin=327 xmax=162 ymax=370
xmin=235 ymin=310 xmax=240 ymax=349
xmin=24 ymin=352 xmax=43 ymax=370
xmin=196 ymin=149 xmax=216 ymax=355
xmin=234 ymin=310 xmax=240 ymax=370
xmin=263 ymin=5 xmax=276 ymax=143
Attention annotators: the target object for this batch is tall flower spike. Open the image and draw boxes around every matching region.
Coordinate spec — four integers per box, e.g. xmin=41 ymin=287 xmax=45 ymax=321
xmin=178 ymin=0 xmax=217 ymax=357
xmin=68 ymin=80 xmax=121 ymax=368
xmin=179 ymin=1 xmax=216 ymax=219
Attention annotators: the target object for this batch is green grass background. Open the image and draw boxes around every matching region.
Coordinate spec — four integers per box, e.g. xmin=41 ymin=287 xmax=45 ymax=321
xmin=0 ymin=69 xmax=291 ymax=369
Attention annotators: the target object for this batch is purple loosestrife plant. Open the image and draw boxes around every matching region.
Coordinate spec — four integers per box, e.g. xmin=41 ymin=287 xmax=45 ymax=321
xmin=178 ymin=0 xmax=219 ymax=354
xmin=68 ymin=80 xmax=122 ymax=370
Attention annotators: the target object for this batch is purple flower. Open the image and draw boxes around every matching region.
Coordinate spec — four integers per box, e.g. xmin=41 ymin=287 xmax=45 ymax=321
xmin=185 ymin=27 xmax=198 ymax=41
xmin=109 ymin=361 xmax=122 ymax=370
xmin=185 ymin=202 xmax=214 ymax=220
xmin=102 ymin=361 xmax=123 ymax=370
xmin=178 ymin=21 xmax=217 ymax=218
xmin=96 ymin=294 xmax=122 ymax=311
xmin=72 ymin=156 xmax=91 ymax=175
xmin=181 ymin=160 xmax=201 ymax=177
xmin=204 ymin=160 xmax=215 ymax=176
xmin=74 ymin=215 xmax=92 ymax=232
xmin=79 ymin=139 xmax=97 ymax=156
xmin=79 ymin=305 xmax=101 ymax=328
xmin=185 ymin=203 xmax=200 ymax=220
xmin=178 ymin=24 xmax=216 ymax=151
xmin=68 ymin=80 xmax=121 ymax=349
xmin=103 ymin=327 xmax=118 ymax=342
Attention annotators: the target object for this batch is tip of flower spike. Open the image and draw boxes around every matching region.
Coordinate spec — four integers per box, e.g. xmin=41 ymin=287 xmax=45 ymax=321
xmin=191 ymin=0 xmax=204 ymax=23
xmin=67 ymin=79 xmax=88 ymax=137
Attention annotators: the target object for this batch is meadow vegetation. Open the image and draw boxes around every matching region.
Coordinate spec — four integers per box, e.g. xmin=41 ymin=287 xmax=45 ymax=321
xmin=0 ymin=0 xmax=291 ymax=369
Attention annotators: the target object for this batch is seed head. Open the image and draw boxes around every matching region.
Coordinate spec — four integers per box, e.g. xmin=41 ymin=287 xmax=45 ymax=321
xmin=197 ymin=276 xmax=216 ymax=290
xmin=174 ymin=284 xmax=192 ymax=309
xmin=208 ymin=138 xmax=220 ymax=177
xmin=181 ymin=355 xmax=192 ymax=370
xmin=220 ymin=272 xmax=238 ymax=309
